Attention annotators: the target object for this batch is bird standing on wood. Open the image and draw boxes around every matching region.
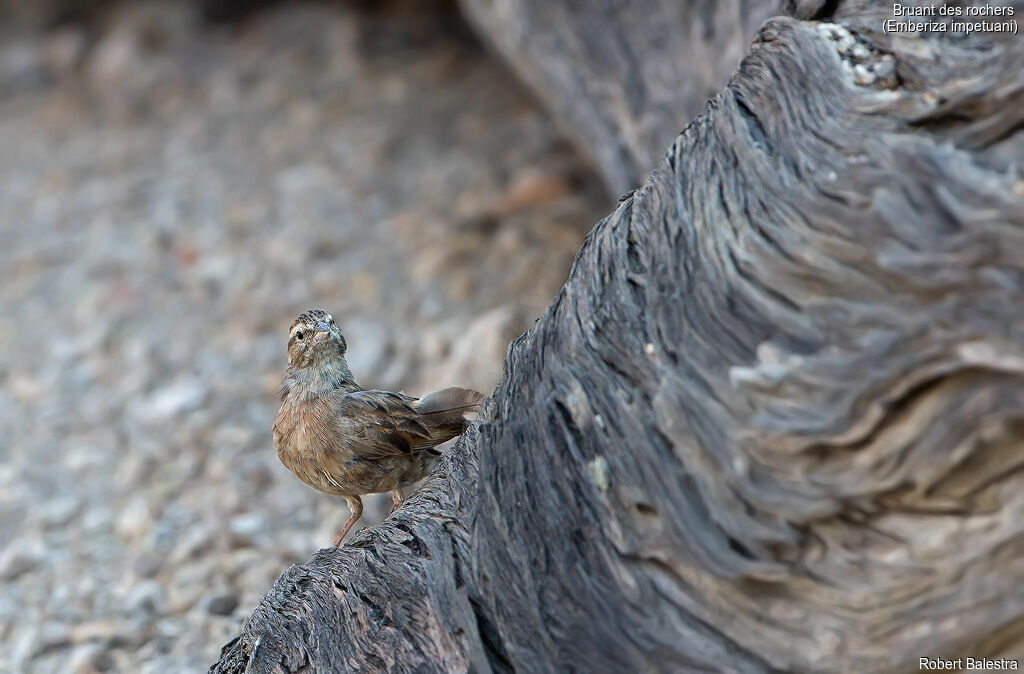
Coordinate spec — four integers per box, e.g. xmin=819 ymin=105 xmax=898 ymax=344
xmin=273 ymin=309 xmax=484 ymax=546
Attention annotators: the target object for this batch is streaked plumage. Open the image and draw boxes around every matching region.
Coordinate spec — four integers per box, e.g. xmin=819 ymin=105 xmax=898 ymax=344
xmin=273 ymin=309 xmax=483 ymax=546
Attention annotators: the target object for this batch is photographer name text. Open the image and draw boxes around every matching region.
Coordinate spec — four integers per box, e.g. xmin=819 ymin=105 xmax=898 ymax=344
xmin=920 ymin=657 xmax=1019 ymax=670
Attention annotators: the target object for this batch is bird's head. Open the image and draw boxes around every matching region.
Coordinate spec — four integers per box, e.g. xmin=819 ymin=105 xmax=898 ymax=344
xmin=286 ymin=309 xmax=347 ymax=369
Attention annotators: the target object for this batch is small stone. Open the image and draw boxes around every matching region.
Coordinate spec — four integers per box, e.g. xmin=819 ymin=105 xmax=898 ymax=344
xmin=87 ymin=30 xmax=138 ymax=84
xmin=116 ymin=497 xmax=153 ymax=541
xmin=853 ymin=64 xmax=876 ymax=86
xmin=837 ymin=35 xmax=855 ymax=56
xmin=37 ymin=496 xmax=79 ymax=528
xmin=42 ymin=28 xmax=85 ymax=74
xmin=483 ymin=172 xmax=570 ymax=219
xmin=756 ymin=341 xmax=784 ymax=365
xmin=69 ymin=620 xmax=123 ymax=645
xmin=30 ymin=621 xmax=72 ymax=657
xmin=206 ymin=593 xmax=239 ymax=616
xmin=851 ymin=44 xmax=870 ymax=62
xmin=873 ymin=56 xmax=896 ymax=81
xmin=133 ymin=552 xmax=163 ymax=578
xmin=125 ymin=580 xmax=165 ymax=615
xmin=170 ymin=526 xmax=216 ymax=563
xmin=228 ymin=512 xmax=267 ymax=547
xmin=0 ymin=40 xmax=46 ymax=91
xmin=585 ymin=456 xmax=610 ymax=493
xmin=0 ymin=543 xmax=43 ymax=581
xmin=7 ymin=371 xmax=47 ymax=402
xmin=135 ymin=379 xmax=207 ymax=423
xmin=67 ymin=642 xmax=110 ymax=673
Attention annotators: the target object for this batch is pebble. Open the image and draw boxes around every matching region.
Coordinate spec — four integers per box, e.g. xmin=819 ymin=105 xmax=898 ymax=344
xmin=873 ymin=56 xmax=896 ymax=82
xmin=205 ymin=593 xmax=240 ymax=617
xmin=41 ymin=28 xmax=85 ymax=74
xmin=87 ymin=31 xmax=138 ymax=83
xmin=0 ymin=543 xmax=44 ymax=581
xmin=125 ymin=580 xmax=164 ymax=615
xmin=133 ymin=552 xmax=163 ymax=579
xmin=853 ymin=64 xmax=876 ymax=86
xmin=135 ymin=379 xmax=208 ymax=423
xmin=66 ymin=642 xmax=111 ymax=673
xmin=37 ymin=496 xmax=80 ymax=528
xmin=228 ymin=512 xmax=267 ymax=547
xmin=819 ymin=21 xmax=896 ymax=90
xmin=31 ymin=621 xmax=72 ymax=657
xmin=116 ymin=497 xmax=154 ymax=541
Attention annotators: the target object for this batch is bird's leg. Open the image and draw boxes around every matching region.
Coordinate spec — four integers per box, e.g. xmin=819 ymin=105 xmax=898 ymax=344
xmin=390 ymin=486 xmax=408 ymax=514
xmin=332 ymin=496 xmax=363 ymax=547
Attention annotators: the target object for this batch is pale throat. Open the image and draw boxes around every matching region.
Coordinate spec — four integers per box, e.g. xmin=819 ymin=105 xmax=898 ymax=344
xmin=285 ymin=352 xmax=356 ymax=398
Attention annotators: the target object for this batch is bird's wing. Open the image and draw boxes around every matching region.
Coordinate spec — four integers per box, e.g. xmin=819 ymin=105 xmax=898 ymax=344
xmin=331 ymin=389 xmax=438 ymax=460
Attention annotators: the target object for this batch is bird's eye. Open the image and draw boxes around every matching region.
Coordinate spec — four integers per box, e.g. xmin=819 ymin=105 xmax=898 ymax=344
xmin=295 ymin=330 xmax=304 ymax=340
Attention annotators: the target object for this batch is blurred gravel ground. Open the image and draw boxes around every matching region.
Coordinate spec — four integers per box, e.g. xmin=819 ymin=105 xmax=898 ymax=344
xmin=0 ymin=2 xmax=605 ymax=671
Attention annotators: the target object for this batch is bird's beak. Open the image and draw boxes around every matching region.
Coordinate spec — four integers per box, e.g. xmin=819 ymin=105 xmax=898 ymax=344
xmin=314 ymin=322 xmax=331 ymax=341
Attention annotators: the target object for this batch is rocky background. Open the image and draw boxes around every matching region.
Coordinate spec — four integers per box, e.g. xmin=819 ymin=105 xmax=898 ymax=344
xmin=0 ymin=2 xmax=607 ymax=671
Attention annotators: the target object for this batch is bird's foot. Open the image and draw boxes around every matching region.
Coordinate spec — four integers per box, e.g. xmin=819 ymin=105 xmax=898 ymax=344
xmin=390 ymin=487 xmax=407 ymax=515
xmin=332 ymin=497 xmax=363 ymax=547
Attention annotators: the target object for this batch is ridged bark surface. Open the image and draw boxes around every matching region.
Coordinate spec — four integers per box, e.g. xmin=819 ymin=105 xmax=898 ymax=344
xmin=213 ymin=2 xmax=1024 ymax=671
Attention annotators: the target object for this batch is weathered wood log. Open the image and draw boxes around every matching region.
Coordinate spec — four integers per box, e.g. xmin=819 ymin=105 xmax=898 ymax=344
xmin=212 ymin=2 xmax=1024 ymax=672
xmin=459 ymin=0 xmax=786 ymax=196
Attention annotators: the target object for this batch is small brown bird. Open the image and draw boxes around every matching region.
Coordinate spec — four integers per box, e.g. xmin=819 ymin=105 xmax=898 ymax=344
xmin=273 ymin=309 xmax=483 ymax=546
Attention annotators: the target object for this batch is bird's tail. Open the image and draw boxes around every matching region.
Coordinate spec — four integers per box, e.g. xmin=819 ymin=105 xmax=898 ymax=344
xmin=416 ymin=386 xmax=484 ymax=447
xmin=416 ymin=386 xmax=484 ymax=416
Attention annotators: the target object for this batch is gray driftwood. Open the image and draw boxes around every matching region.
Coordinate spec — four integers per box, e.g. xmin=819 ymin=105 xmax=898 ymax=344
xmin=212 ymin=2 xmax=1024 ymax=672
xmin=459 ymin=0 xmax=786 ymax=196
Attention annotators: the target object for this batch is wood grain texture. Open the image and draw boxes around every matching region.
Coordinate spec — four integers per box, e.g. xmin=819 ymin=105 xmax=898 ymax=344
xmin=459 ymin=0 xmax=785 ymax=196
xmin=212 ymin=1 xmax=1024 ymax=672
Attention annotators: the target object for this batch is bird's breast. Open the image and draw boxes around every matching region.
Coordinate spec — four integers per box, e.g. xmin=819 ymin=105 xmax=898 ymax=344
xmin=274 ymin=396 xmax=429 ymax=497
